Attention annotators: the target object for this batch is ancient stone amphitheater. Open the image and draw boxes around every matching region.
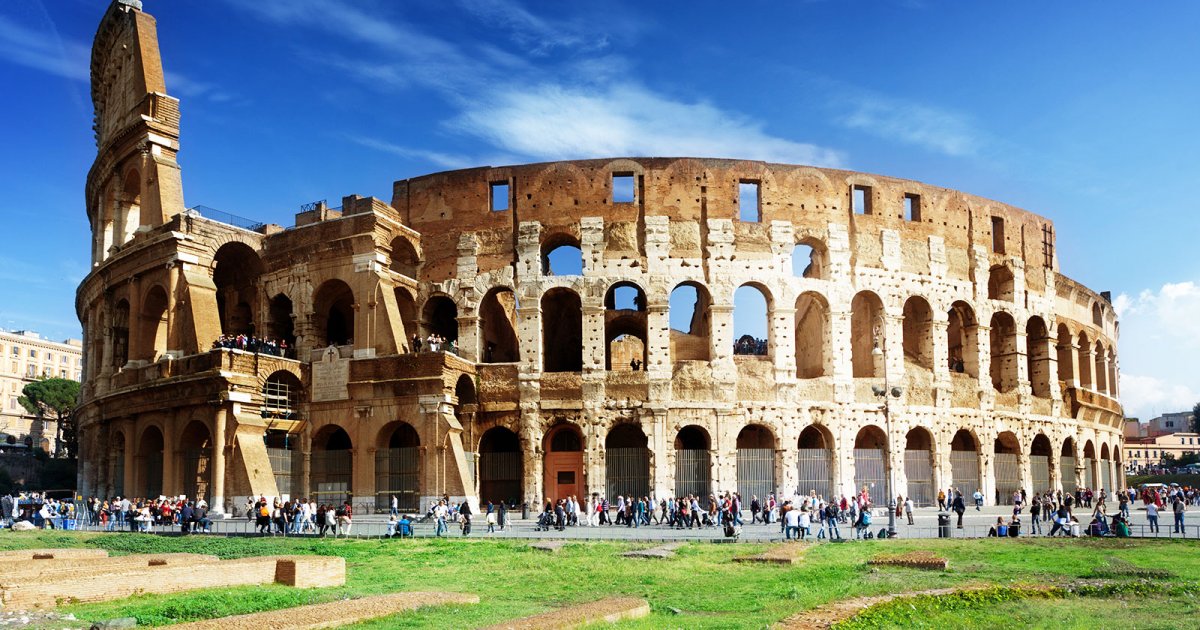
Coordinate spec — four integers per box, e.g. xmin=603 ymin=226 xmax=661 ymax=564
xmin=75 ymin=0 xmax=1122 ymax=514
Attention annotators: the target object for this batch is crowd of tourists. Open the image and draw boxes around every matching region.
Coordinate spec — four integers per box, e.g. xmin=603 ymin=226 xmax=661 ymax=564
xmin=0 ymin=493 xmax=79 ymax=529
xmin=411 ymin=333 xmax=457 ymax=355
xmin=244 ymin=496 xmax=361 ymax=537
xmin=733 ymin=336 xmax=767 ymax=356
xmin=211 ymin=334 xmax=291 ymax=357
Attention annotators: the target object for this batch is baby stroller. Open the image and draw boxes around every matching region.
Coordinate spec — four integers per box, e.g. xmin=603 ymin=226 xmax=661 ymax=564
xmin=534 ymin=511 xmax=555 ymax=532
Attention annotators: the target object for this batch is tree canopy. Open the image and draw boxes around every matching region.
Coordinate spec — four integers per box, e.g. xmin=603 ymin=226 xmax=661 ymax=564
xmin=19 ymin=378 xmax=81 ymax=458
xmin=1192 ymin=402 xmax=1200 ymax=434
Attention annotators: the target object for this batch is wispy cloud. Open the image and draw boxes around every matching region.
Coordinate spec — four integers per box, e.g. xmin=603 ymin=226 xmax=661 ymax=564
xmin=835 ymin=92 xmax=980 ymax=156
xmin=347 ymin=136 xmax=475 ymax=170
xmin=0 ymin=14 xmax=88 ymax=81
xmin=457 ymin=0 xmax=613 ymax=56
xmin=1113 ymin=280 xmax=1200 ymax=420
xmin=452 ymin=83 xmax=845 ymax=166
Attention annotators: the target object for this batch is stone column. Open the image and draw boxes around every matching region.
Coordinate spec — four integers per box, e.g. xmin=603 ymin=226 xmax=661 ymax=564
xmin=210 ymin=406 xmax=228 ymax=514
xmin=772 ymin=306 xmax=797 ymax=380
xmin=166 ymin=261 xmax=179 ymax=356
xmin=645 ymin=302 xmax=670 ymax=377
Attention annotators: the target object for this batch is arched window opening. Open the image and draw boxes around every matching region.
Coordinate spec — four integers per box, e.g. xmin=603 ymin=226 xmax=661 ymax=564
xmin=480 ymin=287 xmax=519 ymax=362
xmin=674 ymin=425 xmax=711 ymax=498
xmin=455 ymin=373 xmax=477 ymax=406
xmin=263 ymin=370 xmax=302 ymax=419
xmin=733 ymin=284 xmax=770 ymax=356
xmin=422 ymin=296 xmax=459 ymax=347
xmin=794 ymin=292 xmax=828 ymax=378
xmin=112 ymin=299 xmax=130 ymax=367
xmin=850 ymin=291 xmax=884 ymax=377
xmin=1092 ymin=302 xmax=1103 ymax=327
xmin=605 ymin=424 xmax=649 ymax=501
xmin=605 ymin=282 xmax=647 ymax=370
xmin=117 ymin=168 xmax=141 ymax=247
xmin=736 ymin=425 xmax=776 ymax=502
xmin=902 ymin=296 xmax=934 ymax=370
xmin=479 ymin=427 xmax=522 ymax=507
xmin=179 ymin=421 xmax=212 ymax=502
xmin=1061 ymin=437 xmax=1078 ymax=494
xmin=904 ymin=427 xmax=934 ymax=506
xmin=548 ymin=424 xmax=582 ymax=452
xmin=1094 ymin=341 xmax=1108 ymax=395
xmin=1027 ymin=317 xmax=1051 ymax=397
xmin=313 ymin=280 xmax=355 ymax=347
xmin=542 ymin=288 xmax=582 ymax=372
xmin=395 ymin=288 xmax=418 ymax=349
xmin=853 ymin=426 xmax=888 ymax=503
xmin=994 ymin=432 xmax=1021 ymax=504
xmin=1076 ymin=331 xmax=1093 ymax=389
xmin=139 ymin=285 xmax=169 ymax=362
xmin=989 ymin=311 xmax=1018 ymax=392
xmin=797 ymin=425 xmax=833 ymax=499
xmin=1056 ymin=324 xmax=1075 ymax=385
xmin=791 ymin=241 xmax=826 ymax=279
xmin=312 ymin=425 xmax=353 ymax=504
xmin=988 ymin=265 xmax=1015 ymax=302
xmin=541 ymin=235 xmax=583 ymax=276
xmin=376 ymin=422 xmax=420 ymax=512
xmin=267 ymin=294 xmax=296 ymax=354
xmin=1082 ymin=440 xmax=1097 ymax=491
xmin=947 ymin=301 xmax=979 ymax=377
xmin=213 ymin=242 xmax=263 ymax=337
xmin=949 ymin=429 xmax=980 ymax=497
xmin=389 ymin=237 xmax=419 ymax=278
xmin=669 ymin=283 xmax=711 ymax=361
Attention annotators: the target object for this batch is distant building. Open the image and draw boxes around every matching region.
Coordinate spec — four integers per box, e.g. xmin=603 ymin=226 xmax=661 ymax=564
xmin=0 ymin=330 xmax=84 ymax=453
xmin=1124 ymin=412 xmax=1195 ymax=440
xmin=1123 ymin=432 xmax=1200 ymax=470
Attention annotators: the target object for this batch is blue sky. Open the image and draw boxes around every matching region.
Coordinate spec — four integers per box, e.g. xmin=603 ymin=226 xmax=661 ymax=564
xmin=2 ymin=0 xmax=1199 ymax=420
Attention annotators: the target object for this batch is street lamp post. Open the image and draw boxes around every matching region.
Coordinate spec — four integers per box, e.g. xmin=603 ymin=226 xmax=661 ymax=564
xmin=872 ymin=324 xmax=901 ymax=539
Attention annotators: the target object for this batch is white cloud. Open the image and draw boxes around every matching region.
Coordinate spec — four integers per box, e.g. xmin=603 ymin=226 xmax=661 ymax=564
xmin=835 ymin=93 xmax=980 ymax=157
xmin=1112 ymin=281 xmax=1200 ymax=420
xmin=0 ymin=15 xmax=88 ymax=81
xmin=452 ymin=83 xmax=846 ymax=166
xmin=457 ymin=0 xmax=612 ymax=56
xmin=347 ymin=136 xmax=475 ymax=170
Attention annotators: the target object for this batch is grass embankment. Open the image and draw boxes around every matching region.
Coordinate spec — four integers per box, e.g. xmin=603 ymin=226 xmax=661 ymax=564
xmin=0 ymin=532 xmax=1195 ymax=628
xmin=1126 ymin=473 xmax=1200 ymax=487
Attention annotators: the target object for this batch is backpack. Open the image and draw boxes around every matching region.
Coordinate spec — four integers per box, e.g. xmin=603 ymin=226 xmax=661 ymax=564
xmin=259 ymin=505 xmax=269 ymax=517
xmin=861 ymin=511 xmax=872 ymax=526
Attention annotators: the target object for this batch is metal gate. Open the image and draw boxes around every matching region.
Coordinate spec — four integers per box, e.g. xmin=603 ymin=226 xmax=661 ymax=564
xmin=1083 ymin=457 xmax=1095 ymax=490
xmin=142 ymin=452 xmax=163 ymax=499
xmin=181 ymin=447 xmax=211 ymax=501
xmin=950 ymin=451 xmax=980 ymax=496
xmin=737 ymin=448 xmax=776 ymax=503
xmin=375 ymin=447 xmax=420 ymax=511
xmin=311 ymin=449 xmax=352 ymax=504
xmin=904 ymin=449 xmax=933 ymax=506
xmin=479 ymin=450 xmax=522 ymax=507
xmin=1100 ymin=458 xmax=1112 ymax=492
xmin=995 ymin=452 xmax=1020 ymax=504
xmin=675 ymin=449 xmax=710 ymax=498
xmin=796 ymin=448 xmax=832 ymax=500
xmin=853 ymin=449 xmax=885 ymax=503
xmin=1061 ymin=456 xmax=1077 ymax=493
xmin=1031 ymin=455 xmax=1050 ymax=494
xmin=607 ymin=447 xmax=650 ymax=501
xmin=266 ymin=447 xmax=300 ymax=500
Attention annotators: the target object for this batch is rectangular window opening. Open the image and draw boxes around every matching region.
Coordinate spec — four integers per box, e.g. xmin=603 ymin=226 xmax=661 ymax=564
xmin=852 ymin=185 xmax=872 ymax=215
xmin=612 ymin=173 xmax=635 ymax=203
xmin=738 ymin=181 xmax=761 ymax=222
xmin=904 ymin=193 xmax=921 ymax=222
xmin=489 ymin=182 xmax=510 ymax=212
xmin=991 ymin=216 xmax=1005 ymax=253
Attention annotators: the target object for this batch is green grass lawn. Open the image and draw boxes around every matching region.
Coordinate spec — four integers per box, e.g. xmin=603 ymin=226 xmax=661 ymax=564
xmin=0 ymin=531 xmax=1196 ymax=628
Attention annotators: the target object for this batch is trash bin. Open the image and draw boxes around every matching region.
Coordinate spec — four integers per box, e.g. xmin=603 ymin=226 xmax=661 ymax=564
xmin=521 ymin=502 xmax=529 ymax=520
xmin=937 ymin=512 xmax=951 ymax=538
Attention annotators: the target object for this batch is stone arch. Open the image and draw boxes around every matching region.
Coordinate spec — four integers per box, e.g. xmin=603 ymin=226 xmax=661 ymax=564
xmin=949 ymin=428 xmax=981 ymax=496
xmin=669 ymin=281 xmax=712 ymax=361
xmin=674 ymin=425 xmax=711 ymax=498
xmin=422 ymin=294 xmax=459 ymax=344
xmin=543 ymin=422 xmax=584 ymax=502
xmin=792 ymin=237 xmax=828 ymax=280
xmin=1060 ymin=436 xmax=1078 ymax=493
xmin=266 ymin=293 xmax=296 ymax=352
xmin=375 ymin=421 xmax=420 ymax=511
xmin=312 ymin=280 xmax=355 ymax=347
xmin=1082 ymin=439 xmax=1097 ymax=490
xmin=989 ymin=311 xmax=1018 ymax=392
xmin=262 ymin=369 xmax=302 ymax=419
xmin=389 ymin=236 xmax=420 ymax=278
xmin=994 ymin=430 xmax=1022 ymax=504
xmin=479 ymin=286 xmax=519 ymax=362
xmin=311 ymin=424 xmax=353 ymax=504
xmin=478 ymin=427 xmax=522 ymax=507
xmin=116 ymin=166 xmax=141 ymax=246
xmin=850 ymin=291 xmax=884 ymax=377
xmin=1092 ymin=301 xmax=1103 ymax=327
xmin=904 ymin=426 xmax=935 ymax=506
xmin=796 ymin=424 xmax=834 ymax=499
xmin=137 ymin=284 xmax=168 ymax=361
xmin=605 ymin=281 xmax=647 ymax=370
xmin=1076 ymin=331 xmax=1092 ymax=389
xmin=112 ymin=299 xmax=130 ymax=367
xmin=1026 ymin=316 xmax=1052 ymax=397
xmin=795 ymin=290 xmax=829 ymax=378
xmin=947 ymin=301 xmax=979 ymax=377
xmin=394 ymin=287 xmax=418 ymax=348
xmin=108 ymin=428 xmax=126 ymax=497
xmin=455 ymin=373 xmax=477 ymax=406
xmin=733 ymin=283 xmax=771 ymax=357
xmin=853 ymin=425 xmax=889 ymax=503
xmin=212 ymin=242 xmax=263 ymax=337
xmin=137 ymin=424 xmax=164 ymax=499
xmin=605 ymin=423 xmax=649 ymax=501
xmin=541 ymin=233 xmax=583 ymax=276
xmin=1094 ymin=340 xmax=1108 ymax=394
xmin=541 ymin=288 xmax=582 ymax=372
xmin=1056 ymin=323 xmax=1075 ymax=384
xmin=736 ymin=424 xmax=777 ymax=502
xmin=902 ymin=295 xmax=934 ymax=370
xmin=178 ymin=420 xmax=212 ymax=501
xmin=987 ymin=265 xmax=1015 ymax=302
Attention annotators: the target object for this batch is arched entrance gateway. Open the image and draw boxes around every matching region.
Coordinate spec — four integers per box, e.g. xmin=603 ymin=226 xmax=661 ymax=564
xmin=674 ymin=426 xmax=711 ymax=498
xmin=994 ymin=432 xmax=1021 ymax=505
xmin=605 ymin=424 xmax=650 ymax=501
xmin=853 ymin=426 xmax=888 ymax=503
xmin=796 ymin=425 xmax=833 ymax=500
xmin=478 ymin=427 xmax=522 ymax=507
xmin=1030 ymin=434 xmax=1053 ymax=494
xmin=1061 ymin=438 xmax=1078 ymax=494
xmin=904 ymin=427 xmax=935 ymax=506
xmin=1083 ymin=440 xmax=1097 ymax=491
xmin=543 ymin=424 xmax=584 ymax=502
xmin=178 ymin=421 xmax=212 ymax=502
xmin=736 ymin=425 xmax=776 ymax=503
xmin=1100 ymin=443 xmax=1114 ymax=493
xmin=375 ymin=422 xmax=420 ymax=512
xmin=949 ymin=430 xmax=981 ymax=498
xmin=137 ymin=426 xmax=164 ymax=499
xmin=311 ymin=426 xmax=352 ymax=504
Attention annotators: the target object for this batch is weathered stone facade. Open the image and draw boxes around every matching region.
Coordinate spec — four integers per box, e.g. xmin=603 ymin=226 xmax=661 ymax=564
xmin=76 ymin=1 xmax=1123 ymax=514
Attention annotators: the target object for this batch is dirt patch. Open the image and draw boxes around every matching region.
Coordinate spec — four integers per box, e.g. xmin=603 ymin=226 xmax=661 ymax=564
xmin=483 ymin=596 xmax=650 ymax=630
xmin=867 ymin=551 xmax=949 ymax=571
xmin=734 ymin=543 xmax=809 ymax=565
xmin=174 ymin=591 xmax=480 ymax=629
xmin=529 ymin=541 xmax=565 ymax=553
xmin=774 ymin=586 xmax=986 ymax=628
xmin=622 ymin=542 xmax=683 ymax=559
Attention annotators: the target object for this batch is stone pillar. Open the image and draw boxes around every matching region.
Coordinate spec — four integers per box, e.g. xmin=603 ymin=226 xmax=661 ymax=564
xmin=126 ymin=275 xmax=142 ymax=365
xmin=975 ymin=323 xmax=992 ymax=394
xmin=210 ymin=406 xmax=228 ymax=514
xmin=772 ymin=306 xmax=797 ymax=380
xmin=1018 ymin=450 xmax=1031 ymax=497
xmin=1049 ymin=449 xmax=1061 ymax=494
xmin=1081 ymin=344 xmax=1097 ymax=391
xmin=713 ymin=410 xmax=737 ymax=494
xmin=645 ymin=302 xmax=670 ymax=377
xmin=1014 ymin=328 xmax=1030 ymax=394
xmin=122 ymin=420 xmax=136 ymax=497
xmin=982 ymin=441 xmax=996 ymax=506
xmin=645 ymin=407 xmax=670 ymax=500
xmin=582 ymin=304 xmax=605 ymax=372
xmin=161 ymin=420 xmax=177 ymax=496
xmin=166 ymin=261 xmax=179 ymax=356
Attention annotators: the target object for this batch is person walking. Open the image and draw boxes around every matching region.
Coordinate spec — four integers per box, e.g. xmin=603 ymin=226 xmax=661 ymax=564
xmin=952 ymin=491 xmax=967 ymax=529
xmin=434 ymin=500 xmax=448 ymax=536
xmin=904 ymin=496 xmax=914 ymax=525
xmin=972 ymin=489 xmax=984 ymax=510
xmin=1146 ymin=501 xmax=1160 ymax=533
xmin=390 ymin=494 xmax=399 ymax=518
xmin=937 ymin=489 xmax=947 ymax=511
xmin=1172 ymin=495 xmax=1186 ymax=534
xmin=1029 ymin=497 xmax=1042 ymax=534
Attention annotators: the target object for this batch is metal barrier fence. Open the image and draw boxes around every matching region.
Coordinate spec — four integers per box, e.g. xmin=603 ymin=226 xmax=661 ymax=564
xmin=606 ymin=447 xmax=650 ymax=500
xmin=1061 ymin=456 xmax=1077 ymax=493
xmin=675 ymin=449 xmax=710 ymax=498
xmin=950 ymin=451 xmax=980 ymax=495
xmin=853 ymin=449 xmax=885 ymax=498
xmin=374 ymin=447 xmax=420 ymax=512
xmin=995 ymin=453 xmax=1020 ymax=504
xmin=1031 ymin=455 xmax=1050 ymax=493
xmin=736 ymin=448 xmax=775 ymax=504
xmin=796 ymin=449 xmax=832 ymax=500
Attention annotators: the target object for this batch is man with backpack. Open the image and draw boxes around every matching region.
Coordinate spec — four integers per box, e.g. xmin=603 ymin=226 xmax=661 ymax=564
xmin=952 ymin=491 xmax=967 ymax=529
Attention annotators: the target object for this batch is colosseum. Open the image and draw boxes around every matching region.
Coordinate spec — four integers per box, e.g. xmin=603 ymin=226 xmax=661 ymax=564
xmin=75 ymin=1 xmax=1123 ymax=515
